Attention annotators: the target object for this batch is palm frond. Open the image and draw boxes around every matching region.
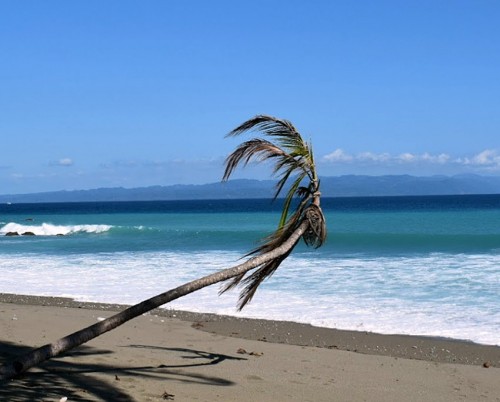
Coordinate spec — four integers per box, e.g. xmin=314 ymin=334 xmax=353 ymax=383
xmin=222 ymin=139 xmax=284 ymax=182
xmin=234 ymin=251 xmax=292 ymax=310
xmin=224 ymin=115 xmax=314 ymax=200
xmin=278 ymin=171 xmax=308 ymax=228
xmin=220 ymin=115 xmax=327 ymax=309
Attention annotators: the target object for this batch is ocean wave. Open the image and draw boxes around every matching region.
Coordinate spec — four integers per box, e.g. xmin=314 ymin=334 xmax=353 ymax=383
xmin=0 ymin=222 xmax=112 ymax=236
xmin=0 ymin=250 xmax=498 ymax=345
xmin=322 ymin=232 xmax=500 ymax=254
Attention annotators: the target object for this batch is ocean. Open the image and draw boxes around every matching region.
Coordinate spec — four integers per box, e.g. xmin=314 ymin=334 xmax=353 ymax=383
xmin=1 ymin=195 xmax=499 ymax=346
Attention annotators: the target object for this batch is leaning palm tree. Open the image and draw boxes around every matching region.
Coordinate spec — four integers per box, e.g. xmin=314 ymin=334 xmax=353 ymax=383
xmin=0 ymin=115 xmax=326 ymax=380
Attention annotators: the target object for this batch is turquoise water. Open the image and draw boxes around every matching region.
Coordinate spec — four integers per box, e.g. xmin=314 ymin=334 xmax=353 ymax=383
xmin=1 ymin=196 xmax=499 ymax=345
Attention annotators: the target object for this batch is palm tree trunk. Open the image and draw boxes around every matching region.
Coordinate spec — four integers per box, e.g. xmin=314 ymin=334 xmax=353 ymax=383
xmin=0 ymin=221 xmax=308 ymax=380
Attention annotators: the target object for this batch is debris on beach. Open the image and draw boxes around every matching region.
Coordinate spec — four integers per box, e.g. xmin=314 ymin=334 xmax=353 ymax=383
xmin=161 ymin=391 xmax=175 ymax=400
xmin=237 ymin=348 xmax=263 ymax=357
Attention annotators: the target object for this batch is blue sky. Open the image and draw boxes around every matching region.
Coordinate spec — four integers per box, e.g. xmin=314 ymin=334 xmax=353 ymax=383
xmin=1 ymin=0 xmax=499 ymax=194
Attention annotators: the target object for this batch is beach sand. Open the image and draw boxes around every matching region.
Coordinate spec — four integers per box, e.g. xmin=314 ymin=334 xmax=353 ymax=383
xmin=1 ymin=294 xmax=499 ymax=401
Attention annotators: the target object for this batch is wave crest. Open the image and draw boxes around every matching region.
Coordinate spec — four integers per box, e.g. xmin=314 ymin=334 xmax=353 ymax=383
xmin=0 ymin=222 xmax=112 ymax=236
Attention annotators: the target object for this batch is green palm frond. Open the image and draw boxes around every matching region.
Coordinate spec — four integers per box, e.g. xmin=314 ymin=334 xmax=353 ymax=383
xmin=278 ymin=170 xmax=307 ymax=228
xmin=224 ymin=115 xmax=318 ymax=226
xmin=221 ymin=115 xmax=326 ymax=309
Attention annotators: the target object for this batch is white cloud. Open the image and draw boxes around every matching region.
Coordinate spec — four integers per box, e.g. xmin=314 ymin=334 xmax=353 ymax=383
xmin=421 ymin=153 xmax=450 ymax=164
xmin=397 ymin=153 xmax=416 ymax=163
xmin=460 ymin=149 xmax=500 ymax=167
xmin=320 ymin=148 xmax=500 ymax=174
xmin=322 ymin=150 xmax=452 ymax=165
xmin=323 ymin=149 xmax=354 ymax=162
xmin=50 ymin=158 xmax=74 ymax=167
xmin=357 ymin=152 xmax=391 ymax=162
xmin=396 ymin=152 xmax=451 ymax=164
xmin=59 ymin=158 xmax=73 ymax=166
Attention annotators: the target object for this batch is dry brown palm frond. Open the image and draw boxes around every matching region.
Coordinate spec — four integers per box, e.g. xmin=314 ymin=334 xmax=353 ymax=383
xmin=303 ymin=204 xmax=327 ymax=248
xmin=222 ymin=139 xmax=284 ymax=182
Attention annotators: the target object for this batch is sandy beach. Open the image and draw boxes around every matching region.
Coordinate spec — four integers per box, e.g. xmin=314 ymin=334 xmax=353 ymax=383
xmin=1 ymin=294 xmax=499 ymax=401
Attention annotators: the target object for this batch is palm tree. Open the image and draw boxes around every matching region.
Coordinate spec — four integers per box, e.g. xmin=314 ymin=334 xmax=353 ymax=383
xmin=0 ymin=115 xmax=326 ymax=380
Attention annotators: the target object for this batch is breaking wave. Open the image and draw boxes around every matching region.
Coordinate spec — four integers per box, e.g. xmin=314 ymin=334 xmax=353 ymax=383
xmin=0 ymin=222 xmax=112 ymax=236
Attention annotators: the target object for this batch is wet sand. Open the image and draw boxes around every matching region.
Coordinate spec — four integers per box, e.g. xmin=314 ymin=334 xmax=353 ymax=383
xmin=1 ymin=294 xmax=499 ymax=401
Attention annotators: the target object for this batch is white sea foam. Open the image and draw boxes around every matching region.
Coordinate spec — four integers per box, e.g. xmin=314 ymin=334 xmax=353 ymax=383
xmin=0 ymin=250 xmax=499 ymax=345
xmin=0 ymin=222 xmax=112 ymax=236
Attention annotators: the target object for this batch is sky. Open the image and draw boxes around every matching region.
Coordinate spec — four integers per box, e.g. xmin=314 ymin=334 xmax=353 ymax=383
xmin=1 ymin=0 xmax=499 ymax=194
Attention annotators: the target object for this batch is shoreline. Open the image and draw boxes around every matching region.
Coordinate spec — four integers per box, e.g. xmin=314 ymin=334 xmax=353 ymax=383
xmin=1 ymin=293 xmax=498 ymax=368
xmin=2 ymin=293 xmax=500 ymax=401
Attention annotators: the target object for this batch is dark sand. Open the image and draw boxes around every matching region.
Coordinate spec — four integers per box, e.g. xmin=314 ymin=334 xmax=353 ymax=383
xmin=1 ymin=293 xmax=497 ymax=367
xmin=1 ymin=293 xmax=499 ymax=401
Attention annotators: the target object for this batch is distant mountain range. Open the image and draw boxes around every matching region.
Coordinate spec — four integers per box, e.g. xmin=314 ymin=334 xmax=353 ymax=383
xmin=2 ymin=174 xmax=500 ymax=203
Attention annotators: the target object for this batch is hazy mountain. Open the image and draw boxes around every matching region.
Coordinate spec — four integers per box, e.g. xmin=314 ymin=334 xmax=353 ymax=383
xmin=1 ymin=175 xmax=500 ymax=203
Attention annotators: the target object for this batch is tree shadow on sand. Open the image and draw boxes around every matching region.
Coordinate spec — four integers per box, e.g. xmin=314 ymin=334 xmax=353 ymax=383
xmin=0 ymin=341 xmax=245 ymax=401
